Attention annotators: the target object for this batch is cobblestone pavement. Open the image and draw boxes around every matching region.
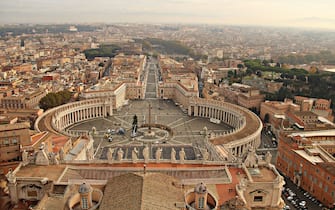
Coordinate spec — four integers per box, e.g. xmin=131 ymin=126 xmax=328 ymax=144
xmin=68 ymin=99 xmax=232 ymax=158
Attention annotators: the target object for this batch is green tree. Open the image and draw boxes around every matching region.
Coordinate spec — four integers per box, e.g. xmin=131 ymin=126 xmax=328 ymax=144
xmin=39 ymin=90 xmax=72 ymax=110
xmin=227 ymin=70 xmax=234 ymax=78
xmin=237 ymin=64 xmax=244 ymax=69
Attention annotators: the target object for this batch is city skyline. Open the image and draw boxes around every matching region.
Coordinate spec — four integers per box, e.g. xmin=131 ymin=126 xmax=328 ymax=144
xmin=1 ymin=0 xmax=335 ymax=30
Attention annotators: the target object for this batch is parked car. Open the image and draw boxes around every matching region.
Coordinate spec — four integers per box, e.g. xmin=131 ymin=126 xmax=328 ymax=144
xmin=299 ymin=200 xmax=306 ymax=206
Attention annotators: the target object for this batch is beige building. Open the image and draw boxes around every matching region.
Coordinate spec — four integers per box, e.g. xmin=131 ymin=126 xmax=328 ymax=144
xmin=295 ymin=96 xmax=334 ymax=122
xmin=0 ymin=89 xmax=46 ymax=109
xmin=237 ymin=87 xmax=264 ymax=111
xmin=260 ymin=99 xmax=300 ymax=126
xmin=0 ymin=122 xmax=30 ymax=162
xmin=205 ymin=83 xmax=265 ymax=112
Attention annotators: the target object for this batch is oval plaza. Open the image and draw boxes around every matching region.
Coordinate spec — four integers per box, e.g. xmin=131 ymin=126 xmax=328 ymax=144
xmin=4 ymin=56 xmax=284 ymax=210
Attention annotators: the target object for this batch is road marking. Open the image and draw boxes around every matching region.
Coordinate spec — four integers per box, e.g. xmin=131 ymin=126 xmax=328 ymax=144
xmin=171 ymin=118 xmax=198 ymax=129
xmin=105 ymin=117 xmax=132 ymax=127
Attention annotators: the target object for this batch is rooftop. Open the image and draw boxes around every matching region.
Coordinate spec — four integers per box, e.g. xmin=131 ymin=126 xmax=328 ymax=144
xmin=15 ymin=165 xmax=66 ymax=181
xmin=100 ymin=172 xmax=184 ymax=210
xmin=290 ymin=129 xmax=335 ymax=138
xmin=294 ymin=149 xmax=324 ymax=165
xmin=249 ymin=167 xmax=277 ymax=182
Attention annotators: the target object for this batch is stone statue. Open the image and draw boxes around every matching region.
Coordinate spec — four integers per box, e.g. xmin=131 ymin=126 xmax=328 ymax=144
xmin=244 ymin=146 xmax=258 ymax=168
xmin=6 ymin=169 xmax=16 ymax=184
xmin=117 ymin=148 xmax=124 ymax=161
xmin=143 ymin=146 xmax=149 ymax=162
xmin=50 ymin=153 xmax=59 ymax=165
xmin=35 ymin=143 xmax=50 ymax=166
xmin=86 ymin=147 xmax=93 ymax=160
xmin=203 ymin=126 xmax=208 ymax=136
xmin=179 ymin=148 xmax=186 ymax=162
xmin=171 ymin=148 xmax=176 ymax=161
xmin=59 ymin=148 xmax=65 ymax=161
xmin=92 ymin=126 xmax=97 ymax=134
xmin=107 ymin=148 xmax=114 ymax=161
xmin=265 ymin=151 xmax=272 ymax=164
xmin=239 ymin=178 xmax=248 ymax=189
xmin=132 ymin=147 xmax=138 ymax=162
xmin=155 ymin=147 xmax=162 ymax=161
xmin=203 ymin=150 xmax=209 ymax=161
xmin=22 ymin=150 xmax=28 ymax=166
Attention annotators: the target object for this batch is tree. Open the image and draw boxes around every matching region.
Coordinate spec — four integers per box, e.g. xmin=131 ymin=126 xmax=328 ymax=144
xmin=262 ymin=60 xmax=269 ymax=66
xmin=39 ymin=90 xmax=72 ymax=110
xmin=227 ymin=70 xmax=234 ymax=78
xmin=237 ymin=63 xmax=244 ymax=69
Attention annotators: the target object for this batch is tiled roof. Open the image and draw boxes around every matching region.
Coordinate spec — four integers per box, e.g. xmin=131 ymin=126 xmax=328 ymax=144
xmin=100 ymin=172 xmax=183 ymax=210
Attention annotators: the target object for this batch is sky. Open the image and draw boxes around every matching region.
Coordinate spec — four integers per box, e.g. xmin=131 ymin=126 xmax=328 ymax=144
xmin=1 ymin=0 xmax=335 ymax=30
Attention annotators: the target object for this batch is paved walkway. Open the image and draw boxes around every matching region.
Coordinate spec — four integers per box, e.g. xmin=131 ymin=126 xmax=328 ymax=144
xmin=68 ymin=99 xmax=231 ymax=159
xmin=145 ymin=62 xmax=158 ymax=98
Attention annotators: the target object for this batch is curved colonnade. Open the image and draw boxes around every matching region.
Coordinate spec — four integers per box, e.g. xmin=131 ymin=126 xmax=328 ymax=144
xmin=35 ymin=97 xmax=262 ymax=158
xmin=188 ymin=98 xmax=262 ymax=158
xmin=35 ymin=98 xmax=113 ymax=137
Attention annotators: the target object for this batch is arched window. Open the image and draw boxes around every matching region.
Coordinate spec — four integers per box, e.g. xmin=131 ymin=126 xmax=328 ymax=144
xmin=199 ymin=197 xmax=205 ymax=209
xmin=82 ymin=197 xmax=88 ymax=209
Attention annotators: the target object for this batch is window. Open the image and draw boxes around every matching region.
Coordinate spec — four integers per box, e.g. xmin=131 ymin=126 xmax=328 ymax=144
xmin=254 ymin=196 xmax=263 ymax=202
xmin=82 ymin=197 xmax=88 ymax=209
xmin=319 ymin=182 xmax=323 ymax=188
xmin=4 ymin=139 xmax=9 ymax=145
xmin=27 ymin=190 xmax=37 ymax=197
xmin=12 ymin=139 xmax=18 ymax=145
xmin=325 ymin=186 xmax=328 ymax=192
xmin=198 ymin=197 xmax=205 ymax=209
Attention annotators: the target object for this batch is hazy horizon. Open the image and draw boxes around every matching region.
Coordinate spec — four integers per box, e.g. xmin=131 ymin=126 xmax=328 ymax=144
xmin=1 ymin=0 xmax=335 ymax=31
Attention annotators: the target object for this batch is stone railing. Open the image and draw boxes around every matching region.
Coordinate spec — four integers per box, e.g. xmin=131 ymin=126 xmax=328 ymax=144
xmin=35 ymin=98 xmax=113 ymax=137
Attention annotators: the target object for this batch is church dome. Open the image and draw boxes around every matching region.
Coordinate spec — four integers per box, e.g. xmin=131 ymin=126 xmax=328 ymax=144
xmin=78 ymin=182 xmax=92 ymax=194
xmin=194 ymin=182 xmax=207 ymax=193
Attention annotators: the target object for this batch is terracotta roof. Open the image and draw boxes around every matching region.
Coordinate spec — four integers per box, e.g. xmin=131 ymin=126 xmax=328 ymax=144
xmin=100 ymin=172 xmax=184 ymax=210
xmin=216 ymin=168 xmax=244 ymax=205
xmin=30 ymin=131 xmax=49 ymax=145
xmin=51 ymin=136 xmax=70 ymax=153
xmin=15 ymin=165 xmax=66 ymax=181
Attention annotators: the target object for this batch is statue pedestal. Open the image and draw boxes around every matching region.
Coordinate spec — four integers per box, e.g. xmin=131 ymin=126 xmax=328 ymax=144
xmin=144 ymin=131 xmax=155 ymax=137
